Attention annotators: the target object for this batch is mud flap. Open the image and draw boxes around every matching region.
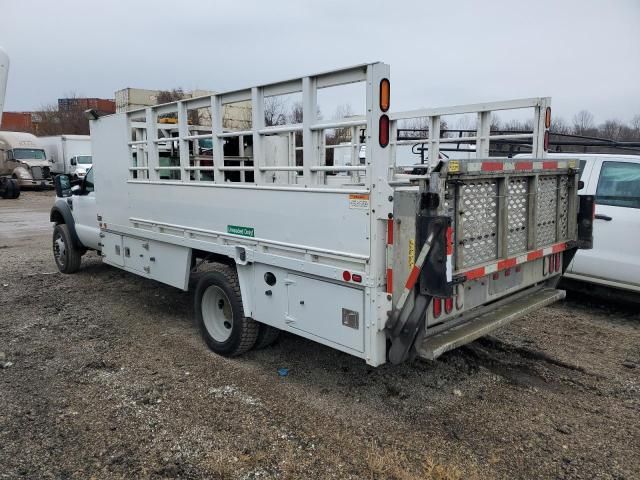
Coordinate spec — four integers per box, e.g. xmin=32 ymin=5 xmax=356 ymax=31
xmin=388 ymin=294 xmax=431 ymax=364
xmin=418 ymin=216 xmax=453 ymax=298
xmin=387 ymin=216 xmax=449 ymax=364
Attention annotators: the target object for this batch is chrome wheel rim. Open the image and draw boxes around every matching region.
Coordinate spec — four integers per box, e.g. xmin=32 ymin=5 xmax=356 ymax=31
xmin=201 ymin=286 xmax=233 ymax=342
xmin=53 ymin=231 xmax=66 ymax=267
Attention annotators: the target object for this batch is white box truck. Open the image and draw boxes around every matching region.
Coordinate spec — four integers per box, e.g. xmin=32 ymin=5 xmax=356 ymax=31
xmin=40 ymin=135 xmax=92 ymax=179
xmin=50 ymin=63 xmax=594 ymax=366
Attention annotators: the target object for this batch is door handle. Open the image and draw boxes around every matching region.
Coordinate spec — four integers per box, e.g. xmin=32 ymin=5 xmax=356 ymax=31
xmin=595 ymin=214 xmax=612 ymax=221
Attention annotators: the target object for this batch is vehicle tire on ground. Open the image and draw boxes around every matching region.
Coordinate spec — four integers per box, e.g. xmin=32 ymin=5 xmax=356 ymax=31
xmin=9 ymin=179 xmax=20 ymax=199
xmin=195 ymin=265 xmax=258 ymax=357
xmin=52 ymin=223 xmax=82 ymax=274
xmin=0 ymin=178 xmax=18 ymax=199
xmin=254 ymin=323 xmax=281 ymax=349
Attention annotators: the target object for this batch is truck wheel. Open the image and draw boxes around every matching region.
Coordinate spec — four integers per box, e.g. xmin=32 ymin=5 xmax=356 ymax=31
xmin=52 ymin=224 xmax=82 ymax=273
xmin=9 ymin=179 xmax=19 ymax=199
xmin=195 ymin=265 xmax=258 ymax=356
xmin=254 ymin=324 xmax=281 ymax=349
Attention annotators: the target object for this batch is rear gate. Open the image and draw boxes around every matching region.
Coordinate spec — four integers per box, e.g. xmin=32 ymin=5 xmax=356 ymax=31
xmin=414 ymin=159 xmax=579 ymax=359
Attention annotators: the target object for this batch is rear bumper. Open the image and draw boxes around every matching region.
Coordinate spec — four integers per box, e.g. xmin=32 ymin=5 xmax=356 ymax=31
xmin=418 ymin=286 xmax=565 ymax=360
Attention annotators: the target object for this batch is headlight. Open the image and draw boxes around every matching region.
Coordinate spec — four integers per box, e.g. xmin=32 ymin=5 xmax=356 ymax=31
xmin=16 ymin=169 xmax=31 ymax=179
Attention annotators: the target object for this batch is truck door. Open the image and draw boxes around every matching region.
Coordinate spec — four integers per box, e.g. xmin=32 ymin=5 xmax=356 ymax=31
xmin=72 ymin=167 xmax=100 ymax=250
xmin=570 ymin=159 xmax=640 ymax=289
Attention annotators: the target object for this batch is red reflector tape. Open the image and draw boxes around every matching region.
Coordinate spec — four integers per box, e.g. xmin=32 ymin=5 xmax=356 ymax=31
xmin=481 ymin=161 xmax=504 ymax=171
xmin=446 ymin=226 xmax=453 ymax=255
xmin=405 ymin=265 xmax=421 ymax=290
xmin=515 ymin=161 xmax=533 ymax=171
xmin=498 ymin=258 xmax=517 ymax=270
xmin=387 ymin=218 xmax=394 ymax=245
xmin=386 ymin=268 xmax=393 ymax=294
xmin=527 ymin=250 xmax=544 ymax=261
xmin=465 ymin=267 xmax=485 ymax=281
xmin=552 ymin=243 xmax=566 ymax=253
xmin=542 ymin=161 xmax=557 ymax=169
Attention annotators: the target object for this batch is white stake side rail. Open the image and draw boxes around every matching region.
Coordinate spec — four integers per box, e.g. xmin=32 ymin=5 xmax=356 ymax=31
xmin=105 ymin=62 xmax=553 ymax=366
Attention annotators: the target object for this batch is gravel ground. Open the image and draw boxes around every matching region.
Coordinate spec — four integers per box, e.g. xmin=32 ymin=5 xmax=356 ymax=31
xmin=1 ymin=192 xmax=639 ymax=479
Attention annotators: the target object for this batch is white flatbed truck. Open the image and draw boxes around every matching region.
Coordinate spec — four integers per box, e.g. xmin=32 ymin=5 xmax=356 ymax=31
xmin=50 ymin=63 xmax=594 ymax=365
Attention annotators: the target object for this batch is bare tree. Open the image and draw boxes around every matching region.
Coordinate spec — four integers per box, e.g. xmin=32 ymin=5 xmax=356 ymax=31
xmin=600 ymin=119 xmax=623 ymax=140
xmin=550 ymin=117 xmax=571 ymax=134
xmin=264 ymin=96 xmax=288 ymax=126
xmin=631 ymin=114 xmax=640 ymax=133
xmin=34 ymin=93 xmax=90 ymax=136
xmin=572 ymin=110 xmax=595 ymax=135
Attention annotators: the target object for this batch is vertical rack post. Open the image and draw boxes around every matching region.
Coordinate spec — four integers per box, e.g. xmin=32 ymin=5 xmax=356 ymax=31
xmin=251 ymin=87 xmax=265 ymax=185
xmin=177 ymin=101 xmax=190 ymax=181
xmin=146 ymin=107 xmax=159 ymax=181
xmin=211 ymin=95 xmax=224 ymax=184
xmin=302 ymin=76 xmax=317 ymax=186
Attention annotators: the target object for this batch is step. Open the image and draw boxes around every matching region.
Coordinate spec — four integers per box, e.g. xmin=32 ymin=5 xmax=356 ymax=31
xmin=418 ymin=287 xmax=566 ymax=360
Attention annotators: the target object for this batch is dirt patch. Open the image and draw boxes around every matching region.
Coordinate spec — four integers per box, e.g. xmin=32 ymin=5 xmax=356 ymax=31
xmin=1 ymin=192 xmax=639 ymax=479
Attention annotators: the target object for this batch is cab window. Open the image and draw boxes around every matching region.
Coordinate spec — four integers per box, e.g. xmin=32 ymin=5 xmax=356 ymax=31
xmin=596 ymin=161 xmax=640 ymax=209
xmin=84 ymin=168 xmax=95 ymax=193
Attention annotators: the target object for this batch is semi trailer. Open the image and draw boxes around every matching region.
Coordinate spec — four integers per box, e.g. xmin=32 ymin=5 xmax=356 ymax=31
xmin=40 ymin=135 xmax=92 ymax=178
xmin=50 ymin=62 xmax=593 ymax=365
xmin=0 ymin=46 xmax=20 ymax=199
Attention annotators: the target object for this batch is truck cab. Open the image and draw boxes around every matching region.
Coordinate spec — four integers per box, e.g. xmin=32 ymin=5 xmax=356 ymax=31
xmin=67 ymin=154 xmax=93 ymax=179
xmin=0 ymin=131 xmax=53 ymax=189
xmin=50 ymin=168 xmax=100 ymax=272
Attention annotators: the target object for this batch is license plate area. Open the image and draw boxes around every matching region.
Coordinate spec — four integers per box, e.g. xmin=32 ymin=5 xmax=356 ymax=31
xmin=488 ymin=267 xmax=524 ymax=295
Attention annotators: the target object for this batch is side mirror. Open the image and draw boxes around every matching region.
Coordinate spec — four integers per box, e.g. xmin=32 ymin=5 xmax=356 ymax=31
xmin=70 ymin=158 xmax=77 ymax=166
xmin=54 ymin=174 xmax=72 ymax=198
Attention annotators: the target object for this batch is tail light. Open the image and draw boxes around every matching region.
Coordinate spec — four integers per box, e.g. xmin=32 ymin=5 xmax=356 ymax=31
xmin=444 ymin=297 xmax=453 ymax=314
xmin=379 ymin=114 xmax=390 ymax=148
xmin=544 ymin=130 xmax=549 ymax=151
xmin=433 ymin=298 xmax=442 ymax=318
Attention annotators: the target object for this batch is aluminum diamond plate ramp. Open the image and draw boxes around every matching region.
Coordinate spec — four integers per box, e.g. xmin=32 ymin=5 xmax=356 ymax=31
xmin=418 ymin=287 xmax=566 ymax=360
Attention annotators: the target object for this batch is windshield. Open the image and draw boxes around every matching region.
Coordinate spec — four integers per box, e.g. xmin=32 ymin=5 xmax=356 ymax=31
xmin=76 ymin=155 xmax=92 ymax=165
xmin=13 ymin=148 xmax=46 ymax=160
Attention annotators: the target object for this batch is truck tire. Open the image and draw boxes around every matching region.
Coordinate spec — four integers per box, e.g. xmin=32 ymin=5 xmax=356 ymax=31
xmin=8 ymin=179 xmax=19 ymax=199
xmin=52 ymin=224 xmax=82 ymax=274
xmin=195 ymin=265 xmax=258 ymax=357
xmin=254 ymin=324 xmax=281 ymax=349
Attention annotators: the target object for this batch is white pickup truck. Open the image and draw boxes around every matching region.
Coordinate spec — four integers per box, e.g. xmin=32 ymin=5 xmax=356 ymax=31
xmin=49 ymin=63 xmax=594 ymax=366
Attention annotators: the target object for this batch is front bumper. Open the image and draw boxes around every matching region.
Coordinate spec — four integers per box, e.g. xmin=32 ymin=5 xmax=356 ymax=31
xmin=16 ymin=178 xmax=54 ymax=189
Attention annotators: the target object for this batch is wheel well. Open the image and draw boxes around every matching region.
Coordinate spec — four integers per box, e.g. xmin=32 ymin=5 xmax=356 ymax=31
xmin=191 ymin=249 xmax=236 ymax=269
xmin=50 ymin=209 xmax=65 ymax=225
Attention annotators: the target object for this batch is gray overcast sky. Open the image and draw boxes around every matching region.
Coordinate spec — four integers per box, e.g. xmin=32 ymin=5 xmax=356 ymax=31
xmin=2 ymin=0 xmax=639 ymax=124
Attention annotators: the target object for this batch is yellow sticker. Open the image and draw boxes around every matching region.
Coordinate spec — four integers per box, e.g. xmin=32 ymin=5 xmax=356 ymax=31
xmin=408 ymin=239 xmax=415 ymax=268
xmin=448 ymin=160 xmax=460 ymax=173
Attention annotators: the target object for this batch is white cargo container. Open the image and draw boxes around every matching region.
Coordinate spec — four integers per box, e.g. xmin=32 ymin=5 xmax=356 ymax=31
xmin=115 ymin=88 xmax=160 ymax=113
xmin=40 ymin=135 xmax=92 ymax=178
xmin=51 ymin=63 xmax=594 ymax=366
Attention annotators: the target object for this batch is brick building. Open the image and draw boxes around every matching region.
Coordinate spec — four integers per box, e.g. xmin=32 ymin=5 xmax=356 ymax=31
xmin=58 ymin=97 xmax=115 ymax=114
